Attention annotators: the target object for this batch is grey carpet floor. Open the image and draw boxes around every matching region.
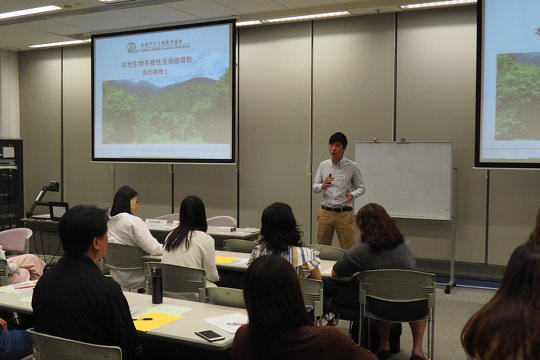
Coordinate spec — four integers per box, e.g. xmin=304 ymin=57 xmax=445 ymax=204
xmin=337 ymin=286 xmax=496 ymax=360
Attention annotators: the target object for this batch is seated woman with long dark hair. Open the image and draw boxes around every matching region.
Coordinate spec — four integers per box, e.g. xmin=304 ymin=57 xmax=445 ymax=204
xmin=249 ymin=202 xmax=321 ymax=280
xmin=232 ymin=255 xmax=375 ymax=360
xmin=162 ymin=195 xmax=219 ymax=286
xmin=108 ymin=185 xmax=163 ymax=290
xmin=461 ymin=242 xmax=540 ymax=359
xmin=332 ymin=203 xmax=425 ymax=360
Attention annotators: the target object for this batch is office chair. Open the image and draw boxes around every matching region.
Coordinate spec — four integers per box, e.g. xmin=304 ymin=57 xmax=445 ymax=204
xmin=222 ymin=239 xmax=256 ymax=253
xmin=156 ymin=213 xmax=179 ymax=223
xmin=207 ymin=216 xmax=237 ymax=227
xmin=299 ymin=277 xmax=324 ymax=326
xmin=199 ymin=287 xmax=245 ymax=308
xmin=103 ymin=243 xmax=148 ymax=291
xmin=27 ymin=328 xmax=122 ymax=360
xmin=359 ymin=269 xmax=436 ymax=360
xmin=307 ymin=244 xmax=345 ymax=261
xmin=145 ymin=262 xmax=206 ymax=300
xmin=0 ymin=228 xmax=32 ymax=255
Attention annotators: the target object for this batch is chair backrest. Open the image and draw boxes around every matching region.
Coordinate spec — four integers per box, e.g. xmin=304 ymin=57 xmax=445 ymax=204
xmin=104 ymin=243 xmax=147 ymax=270
xmin=298 ymin=277 xmax=324 ymax=325
xmin=156 ymin=213 xmax=179 ymax=223
xmin=0 ymin=228 xmax=32 ymax=254
xmin=223 ymin=239 xmax=256 ymax=253
xmin=359 ymin=269 xmax=435 ymax=321
xmin=199 ymin=287 xmax=245 ymax=308
xmin=307 ymin=244 xmax=345 ymax=261
xmin=207 ymin=216 xmax=237 ymax=227
xmin=145 ymin=262 xmax=206 ymax=299
xmin=27 ymin=328 xmax=122 ymax=360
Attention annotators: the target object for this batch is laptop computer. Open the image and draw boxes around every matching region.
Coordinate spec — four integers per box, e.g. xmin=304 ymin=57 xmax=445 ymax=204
xmin=48 ymin=202 xmax=69 ymax=221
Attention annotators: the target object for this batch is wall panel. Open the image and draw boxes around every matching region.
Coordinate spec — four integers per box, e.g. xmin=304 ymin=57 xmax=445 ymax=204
xmin=63 ymin=45 xmax=114 ymax=210
xmin=238 ymin=23 xmax=312 ymax=232
xmin=396 ymin=7 xmax=483 ymax=262
xmin=19 ymin=49 xmax=62 ymax=214
xmin=311 ymin=14 xmax=396 ymax=245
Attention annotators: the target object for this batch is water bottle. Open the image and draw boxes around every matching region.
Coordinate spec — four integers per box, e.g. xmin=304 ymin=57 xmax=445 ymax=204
xmin=152 ymin=267 xmax=163 ymax=304
xmin=0 ymin=245 xmax=6 ymax=260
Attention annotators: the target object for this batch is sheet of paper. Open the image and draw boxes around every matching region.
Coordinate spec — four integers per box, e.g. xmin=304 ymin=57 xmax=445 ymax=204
xmin=204 ymin=312 xmax=248 ymax=334
xmin=230 ymin=258 xmax=249 ymax=266
xmin=2 ymin=147 xmax=14 ymax=158
xmin=0 ymin=280 xmax=37 ymax=294
xmin=144 ymin=304 xmax=192 ymax=317
xmin=133 ymin=311 xmax=181 ymax=332
xmin=19 ymin=296 xmax=32 ymax=303
xmin=215 ymin=256 xmax=237 ymax=265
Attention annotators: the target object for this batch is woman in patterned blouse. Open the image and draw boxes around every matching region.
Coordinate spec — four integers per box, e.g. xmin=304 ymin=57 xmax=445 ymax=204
xmin=249 ymin=202 xmax=322 ymax=280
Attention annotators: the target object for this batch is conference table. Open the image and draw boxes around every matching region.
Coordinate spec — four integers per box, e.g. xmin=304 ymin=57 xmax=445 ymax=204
xmin=21 ymin=218 xmax=260 ymax=255
xmin=144 ymin=250 xmax=337 ymax=283
xmin=149 ymin=225 xmax=260 ymax=250
xmin=0 ymin=283 xmax=247 ymax=356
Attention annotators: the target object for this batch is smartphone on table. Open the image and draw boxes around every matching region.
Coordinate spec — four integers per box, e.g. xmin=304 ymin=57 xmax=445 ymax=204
xmin=195 ymin=330 xmax=225 ymax=342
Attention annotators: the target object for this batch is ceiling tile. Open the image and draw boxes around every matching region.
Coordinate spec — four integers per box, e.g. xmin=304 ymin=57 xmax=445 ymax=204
xmin=272 ymin=0 xmax=336 ymax=8
xmin=122 ymin=5 xmax=199 ymax=24
xmin=50 ymin=7 xmax=178 ymax=33
xmin=24 ymin=19 xmax=89 ymax=35
xmin=166 ymin=0 xmax=237 ymax=18
xmin=213 ymin=0 xmax=285 ymax=13
xmin=0 ymin=24 xmax=74 ymax=50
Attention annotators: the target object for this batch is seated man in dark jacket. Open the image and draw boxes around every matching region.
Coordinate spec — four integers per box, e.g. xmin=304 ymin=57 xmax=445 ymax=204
xmin=32 ymin=205 xmax=142 ymax=359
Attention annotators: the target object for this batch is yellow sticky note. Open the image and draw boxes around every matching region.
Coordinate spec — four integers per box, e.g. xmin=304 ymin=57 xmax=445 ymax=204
xmin=215 ymin=256 xmax=237 ymax=265
xmin=133 ymin=311 xmax=182 ymax=332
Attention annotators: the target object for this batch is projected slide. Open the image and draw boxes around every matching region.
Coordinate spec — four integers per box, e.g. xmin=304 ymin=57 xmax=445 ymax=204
xmin=477 ymin=0 xmax=540 ymax=166
xmin=93 ymin=21 xmax=234 ymax=162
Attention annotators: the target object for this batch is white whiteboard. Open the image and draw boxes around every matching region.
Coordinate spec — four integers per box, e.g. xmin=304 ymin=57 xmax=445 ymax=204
xmin=354 ymin=142 xmax=453 ymax=220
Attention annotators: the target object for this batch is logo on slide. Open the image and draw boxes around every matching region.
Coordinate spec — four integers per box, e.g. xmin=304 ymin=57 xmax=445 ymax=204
xmin=127 ymin=42 xmax=138 ymax=53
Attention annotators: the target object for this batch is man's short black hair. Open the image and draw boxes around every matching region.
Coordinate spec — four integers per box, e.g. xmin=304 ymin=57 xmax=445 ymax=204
xmin=329 ymin=132 xmax=348 ymax=148
xmin=59 ymin=205 xmax=108 ymax=254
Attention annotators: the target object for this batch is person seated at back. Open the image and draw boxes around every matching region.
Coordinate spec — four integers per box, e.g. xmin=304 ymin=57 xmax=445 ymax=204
xmin=32 ymin=205 xmax=142 ymax=360
xmin=332 ymin=203 xmax=425 ymax=360
xmin=108 ymin=185 xmax=163 ymax=290
xmin=162 ymin=195 xmax=219 ymax=286
xmin=232 ymin=255 xmax=375 ymax=360
xmin=0 ymin=316 xmax=32 ymax=359
xmin=462 ymin=242 xmax=540 ymax=359
xmin=7 ymin=254 xmax=46 ymax=284
xmin=249 ymin=202 xmax=322 ymax=280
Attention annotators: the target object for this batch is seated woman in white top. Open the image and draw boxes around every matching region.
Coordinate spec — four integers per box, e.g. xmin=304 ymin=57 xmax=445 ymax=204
xmin=162 ymin=195 xmax=219 ymax=286
xmin=108 ymin=185 xmax=163 ymax=290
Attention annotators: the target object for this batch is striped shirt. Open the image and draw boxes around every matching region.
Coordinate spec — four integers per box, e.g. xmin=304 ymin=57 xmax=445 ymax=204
xmin=249 ymin=244 xmax=321 ymax=278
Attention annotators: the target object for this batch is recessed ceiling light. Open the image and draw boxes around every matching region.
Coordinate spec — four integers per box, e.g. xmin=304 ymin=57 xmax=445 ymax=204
xmin=98 ymin=0 xmax=140 ymax=4
xmin=29 ymin=39 xmax=91 ymax=49
xmin=265 ymin=11 xmax=350 ymax=23
xmin=400 ymin=0 xmax=476 ymax=9
xmin=236 ymin=20 xmax=262 ymax=27
xmin=0 ymin=5 xmax=61 ymax=20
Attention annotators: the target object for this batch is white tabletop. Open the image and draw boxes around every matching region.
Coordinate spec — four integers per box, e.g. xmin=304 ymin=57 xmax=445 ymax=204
xmin=124 ymin=292 xmax=246 ymax=350
xmin=144 ymin=250 xmax=336 ymax=278
xmin=0 ymin=287 xmax=246 ymax=351
xmin=148 ymin=225 xmax=260 ymax=240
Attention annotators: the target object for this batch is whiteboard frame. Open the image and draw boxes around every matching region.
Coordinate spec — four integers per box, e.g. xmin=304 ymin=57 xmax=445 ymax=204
xmin=353 ymin=141 xmax=454 ymax=221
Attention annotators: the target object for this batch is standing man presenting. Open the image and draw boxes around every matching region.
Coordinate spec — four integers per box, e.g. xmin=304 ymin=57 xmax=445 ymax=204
xmin=313 ymin=132 xmax=365 ymax=249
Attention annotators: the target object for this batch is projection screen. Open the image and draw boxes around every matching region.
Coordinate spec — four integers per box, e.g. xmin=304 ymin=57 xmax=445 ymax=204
xmin=92 ymin=20 xmax=235 ymax=163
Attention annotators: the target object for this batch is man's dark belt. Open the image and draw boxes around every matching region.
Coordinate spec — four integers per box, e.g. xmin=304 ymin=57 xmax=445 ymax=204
xmin=322 ymin=206 xmax=353 ymax=212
